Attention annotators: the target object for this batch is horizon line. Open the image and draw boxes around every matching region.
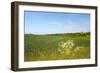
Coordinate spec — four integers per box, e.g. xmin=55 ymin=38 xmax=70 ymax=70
xmin=25 ymin=31 xmax=90 ymax=35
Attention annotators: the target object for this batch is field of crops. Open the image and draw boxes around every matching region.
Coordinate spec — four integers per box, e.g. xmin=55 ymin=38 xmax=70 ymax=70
xmin=24 ymin=32 xmax=90 ymax=61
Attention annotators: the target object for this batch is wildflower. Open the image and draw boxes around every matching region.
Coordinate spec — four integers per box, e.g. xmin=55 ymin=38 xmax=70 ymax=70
xmin=74 ymin=46 xmax=83 ymax=52
xmin=58 ymin=40 xmax=75 ymax=54
xmin=58 ymin=40 xmax=84 ymax=55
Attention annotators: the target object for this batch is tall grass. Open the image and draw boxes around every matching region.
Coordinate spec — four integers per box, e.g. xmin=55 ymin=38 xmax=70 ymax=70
xmin=24 ymin=32 xmax=90 ymax=61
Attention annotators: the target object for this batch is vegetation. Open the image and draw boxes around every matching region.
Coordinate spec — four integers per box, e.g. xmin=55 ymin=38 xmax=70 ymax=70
xmin=24 ymin=32 xmax=90 ymax=61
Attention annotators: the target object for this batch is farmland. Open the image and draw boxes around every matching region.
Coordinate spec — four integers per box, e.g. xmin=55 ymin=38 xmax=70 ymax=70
xmin=24 ymin=32 xmax=90 ymax=61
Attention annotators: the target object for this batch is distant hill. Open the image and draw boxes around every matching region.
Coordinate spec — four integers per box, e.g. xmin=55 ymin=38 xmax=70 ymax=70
xmin=25 ymin=32 xmax=90 ymax=36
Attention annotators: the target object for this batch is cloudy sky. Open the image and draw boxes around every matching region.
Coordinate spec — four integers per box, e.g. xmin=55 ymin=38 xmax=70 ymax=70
xmin=24 ymin=11 xmax=90 ymax=34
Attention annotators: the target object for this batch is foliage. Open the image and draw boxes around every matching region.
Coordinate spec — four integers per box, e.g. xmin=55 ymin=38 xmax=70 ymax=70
xmin=24 ymin=32 xmax=90 ymax=61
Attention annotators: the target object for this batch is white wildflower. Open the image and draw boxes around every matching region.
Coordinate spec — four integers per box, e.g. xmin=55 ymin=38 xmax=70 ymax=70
xmin=58 ymin=40 xmax=75 ymax=54
xmin=74 ymin=46 xmax=83 ymax=52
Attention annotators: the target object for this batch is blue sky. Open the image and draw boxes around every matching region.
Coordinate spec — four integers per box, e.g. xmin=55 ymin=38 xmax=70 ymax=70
xmin=24 ymin=11 xmax=90 ymax=34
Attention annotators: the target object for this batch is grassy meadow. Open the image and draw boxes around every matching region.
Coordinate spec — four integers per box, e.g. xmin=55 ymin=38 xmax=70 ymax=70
xmin=24 ymin=32 xmax=90 ymax=61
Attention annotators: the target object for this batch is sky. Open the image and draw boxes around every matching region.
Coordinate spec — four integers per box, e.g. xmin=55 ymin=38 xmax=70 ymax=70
xmin=24 ymin=11 xmax=90 ymax=34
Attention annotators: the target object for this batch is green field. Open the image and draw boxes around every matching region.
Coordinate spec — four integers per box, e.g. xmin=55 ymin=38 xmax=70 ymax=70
xmin=24 ymin=32 xmax=90 ymax=61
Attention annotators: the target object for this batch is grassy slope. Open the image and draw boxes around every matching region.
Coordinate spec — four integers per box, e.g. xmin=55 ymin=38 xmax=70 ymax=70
xmin=24 ymin=32 xmax=90 ymax=61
